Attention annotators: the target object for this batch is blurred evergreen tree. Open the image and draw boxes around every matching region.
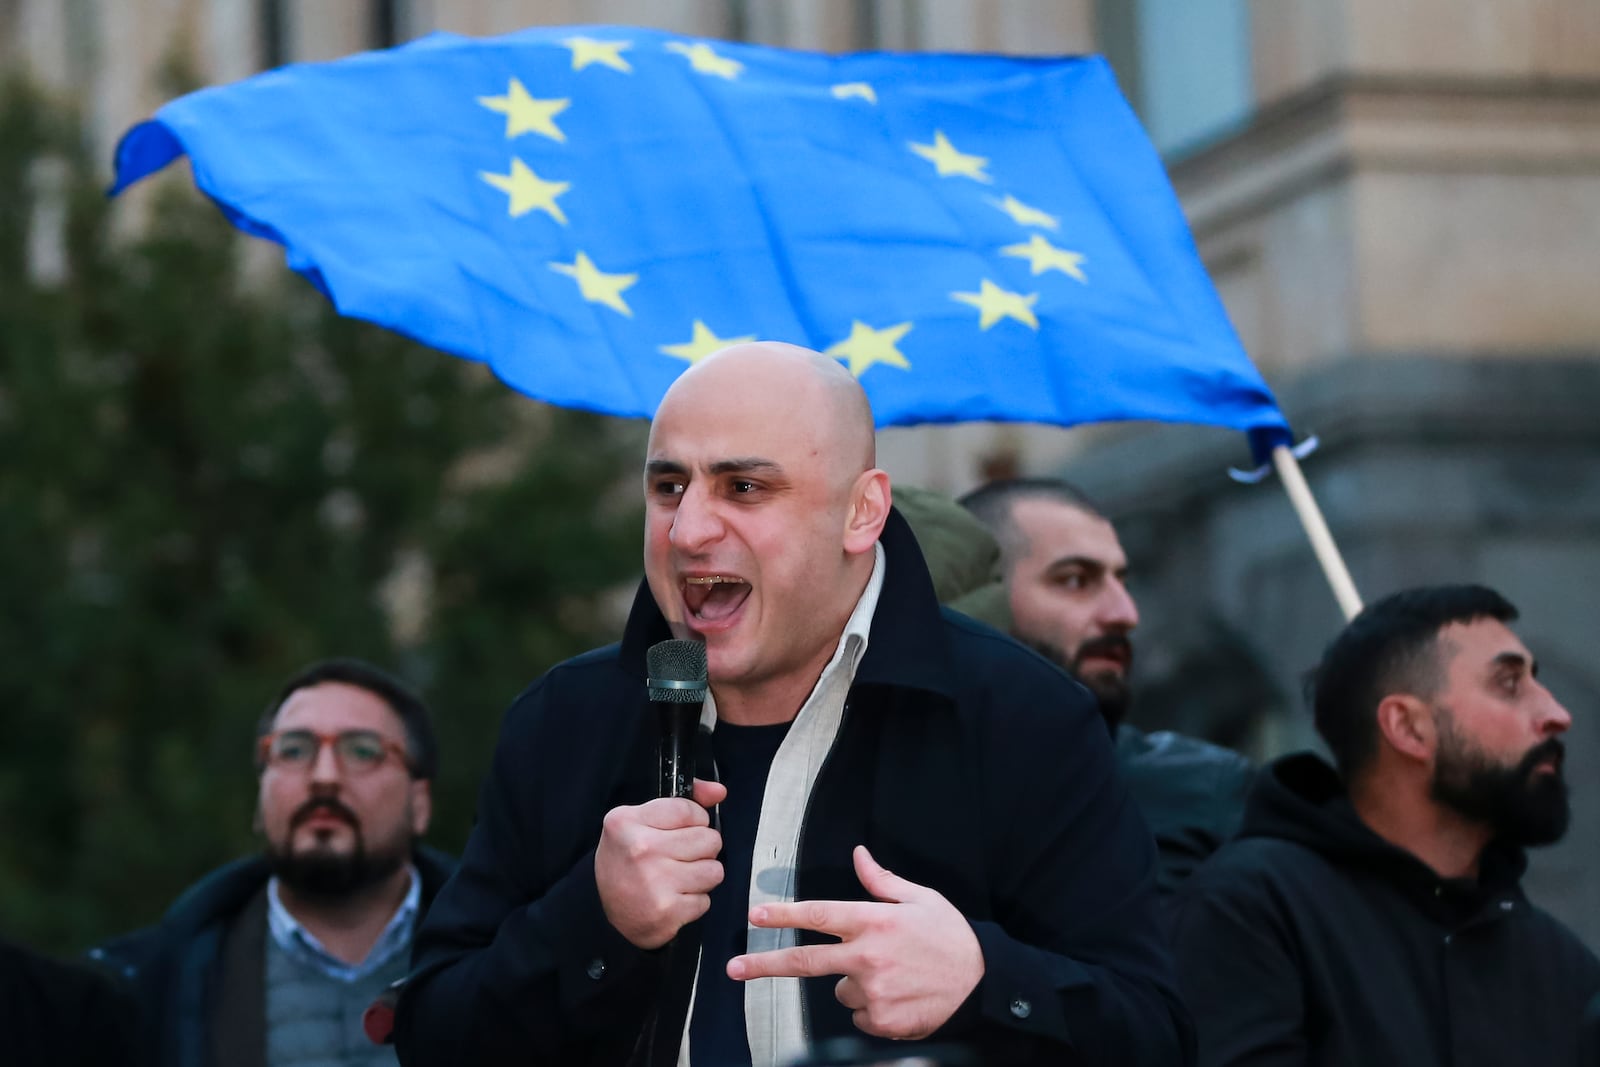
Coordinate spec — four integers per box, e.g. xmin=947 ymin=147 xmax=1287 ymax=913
xmin=0 ymin=76 xmax=644 ymax=952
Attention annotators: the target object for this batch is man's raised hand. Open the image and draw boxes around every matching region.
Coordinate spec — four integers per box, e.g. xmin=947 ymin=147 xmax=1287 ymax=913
xmin=594 ymin=778 xmax=727 ymax=949
xmin=726 ymin=845 xmax=985 ymax=1039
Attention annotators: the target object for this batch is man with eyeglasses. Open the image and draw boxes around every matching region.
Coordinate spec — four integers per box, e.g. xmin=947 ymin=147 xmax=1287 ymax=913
xmin=93 ymin=658 xmax=455 ymax=1067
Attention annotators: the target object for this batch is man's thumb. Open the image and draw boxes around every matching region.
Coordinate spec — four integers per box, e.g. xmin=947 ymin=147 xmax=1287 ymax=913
xmin=692 ymin=777 xmax=727 ymax=809
xmin=853 ymin=845 xmax=916 ymax=904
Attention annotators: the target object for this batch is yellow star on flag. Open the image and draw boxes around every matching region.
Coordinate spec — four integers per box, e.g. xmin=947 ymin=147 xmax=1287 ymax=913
xmin=550 ymin=252 xmax=638 ymax=317
xmin=480 ymin=158 xmax=570 ymax=222
xmin=951 ymin=280 xmax=1039 ymax=330
xmin=830 ymin=82 xmax=878 ymax=104
xmin=908 ymin=131 xmax=992 ymax=183
xmin=477 ymin=79 xmax=570 ymax=142
xmin=660 ymin=320 xmax=756 ymax=365
xmin=1001 ymin=234 xmax=1088 ymax=282
xmin=988 ymin=194 xmax=1059 ymax=230
xmin=563 ymin=36 xmax=633 ymax=72
xmin=826 ymin=321 xmax=913 ymax=377
xmin=665 ymin=41 xmax=743 ymax=80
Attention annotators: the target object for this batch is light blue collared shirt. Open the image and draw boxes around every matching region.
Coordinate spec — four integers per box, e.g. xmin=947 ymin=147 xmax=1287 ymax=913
xmin=266 ymin=865 xmax=420 ymax=983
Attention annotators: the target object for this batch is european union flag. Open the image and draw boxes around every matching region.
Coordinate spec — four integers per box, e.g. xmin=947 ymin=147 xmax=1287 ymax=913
xmin=113 ymin=25 xmax=1292 ymax=460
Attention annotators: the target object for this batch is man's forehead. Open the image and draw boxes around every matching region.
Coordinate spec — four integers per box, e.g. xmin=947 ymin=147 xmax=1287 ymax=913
xmin=275 ymin=682 xmax=402 ymax=733
xmin=645 ymin=413 xmax=804 ymax=467
xmin=1012 ymin=497 xmax=1125 ymax=561
xmin=647 ymin=396 xmax=829 ymax=475
xmin=1440 ymin=617 xmax=1531 ymax=665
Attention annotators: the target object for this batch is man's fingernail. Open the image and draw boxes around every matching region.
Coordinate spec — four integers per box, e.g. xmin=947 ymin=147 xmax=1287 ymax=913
xmin=750 ymin=907 xmax=767 ymax=924
xmin=727 ymin=958 xmax=746 ymax=979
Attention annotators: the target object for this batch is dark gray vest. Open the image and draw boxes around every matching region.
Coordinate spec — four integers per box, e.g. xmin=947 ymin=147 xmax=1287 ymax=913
xmin=262 ymin=932 xmax=407 ymax=1067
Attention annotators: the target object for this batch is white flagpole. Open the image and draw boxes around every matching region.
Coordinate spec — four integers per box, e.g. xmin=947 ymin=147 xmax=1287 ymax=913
xmin=1271 ymin=445 xmax=1363 ymax=621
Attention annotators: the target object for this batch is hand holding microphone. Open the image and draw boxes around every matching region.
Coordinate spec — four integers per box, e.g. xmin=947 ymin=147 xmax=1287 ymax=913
xmin=595 ymin=640 xmax=724 ymax=950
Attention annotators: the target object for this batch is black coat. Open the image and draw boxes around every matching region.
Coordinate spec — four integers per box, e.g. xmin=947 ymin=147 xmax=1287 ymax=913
xmin=397 ymin=509 xmax=1192 ymax=1066
xmin=1173 ymin=752 xmax=1600 ymax=1066
xmin=1114 ymin=725 xmax=1255 ymax=898
xmin=92 ymin=845 xmax=456 ymax=1067
xmin=2 ymin=939 xmax=142 ymax=1067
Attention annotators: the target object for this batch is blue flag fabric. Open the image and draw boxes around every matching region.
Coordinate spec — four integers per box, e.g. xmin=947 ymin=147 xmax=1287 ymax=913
xmin=112 ymin=25 xmax=1292 ymax=460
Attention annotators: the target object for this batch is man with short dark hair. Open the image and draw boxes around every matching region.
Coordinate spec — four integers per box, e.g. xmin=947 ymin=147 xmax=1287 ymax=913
xmin=960 ymin=478 xmax=1137 ymax=724
xmin=397 ymin=344 xmax=1192 ymax=1066
xmin=960 ymin=478 xmax=1255 ymax=895
xmin=1173 ymin=584 xmax=1600 ymax=1066
xmin=95 ymin=658 xmax=455 ymax=1067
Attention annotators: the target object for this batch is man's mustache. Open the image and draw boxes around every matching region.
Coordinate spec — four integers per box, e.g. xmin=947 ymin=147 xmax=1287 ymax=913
xmin=1073 ymin=635 xmax=1133 ymax=670
xmin=290 ymin=796 xmax=360 ymax=831
xmin=1519 ymin=737 xmax=1566 ymax=779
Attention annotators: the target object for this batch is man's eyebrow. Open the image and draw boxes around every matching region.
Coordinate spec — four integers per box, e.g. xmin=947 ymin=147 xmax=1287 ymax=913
xmin=644 ymin=459 xmax=688 ymax=477
xmin=707 ymin=457 xmax=784 ymax=477
xmin=1045 ymin=555 xmax=1106 ymax=573
xmin=1492 ymin=651 xmax=1536 ymax=675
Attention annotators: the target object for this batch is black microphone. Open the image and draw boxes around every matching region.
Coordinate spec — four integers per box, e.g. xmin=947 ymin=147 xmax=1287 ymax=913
xmin=647 ymin=639 xmax=707 ymax=799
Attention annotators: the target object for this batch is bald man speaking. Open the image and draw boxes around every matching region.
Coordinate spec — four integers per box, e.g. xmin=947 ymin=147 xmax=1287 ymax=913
xmin=397 ymin=345 xmax=1192 ymax=1066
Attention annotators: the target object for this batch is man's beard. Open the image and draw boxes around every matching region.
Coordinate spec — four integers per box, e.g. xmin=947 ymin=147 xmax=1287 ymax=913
xmin=1431 ymin=716 xmax=1570 ymax=847
xmin=1026 ymin=634 xmax=1133 ymax=731
xmin=266 ymin=796 xmax=410 ymax=899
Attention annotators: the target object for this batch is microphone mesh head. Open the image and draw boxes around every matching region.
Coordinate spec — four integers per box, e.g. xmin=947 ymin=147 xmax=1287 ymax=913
xmin=646 ymin=639 xmax=707 ymax=703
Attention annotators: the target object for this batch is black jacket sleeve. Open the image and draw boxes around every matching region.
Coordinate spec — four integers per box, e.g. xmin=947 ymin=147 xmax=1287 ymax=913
xmin=395 ymin=678 xmax=663 ymax=1065
xmin=950 ymin=650 xmax=1197 ymax=1065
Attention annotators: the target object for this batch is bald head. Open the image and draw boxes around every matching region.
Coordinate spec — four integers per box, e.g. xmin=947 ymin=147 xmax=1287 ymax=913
xmin=658 ymin=342 xmax=876 ymax=483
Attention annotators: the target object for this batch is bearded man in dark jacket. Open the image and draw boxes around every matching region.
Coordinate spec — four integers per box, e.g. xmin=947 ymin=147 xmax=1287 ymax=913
xmin=1174 ymin=584 xmax=1600 ymax=1066
xmin=94 ymin=659 xmax=456 ymax=1067
xmin=958 ymin=478 xmax=1256 ymax=896
xmin=396 ymin=344 xmax=1192 ymax=1066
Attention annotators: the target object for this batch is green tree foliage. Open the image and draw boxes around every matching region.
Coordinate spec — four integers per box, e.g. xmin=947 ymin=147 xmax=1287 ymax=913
xmin=0 ymin=77 xmax=644 ymax=953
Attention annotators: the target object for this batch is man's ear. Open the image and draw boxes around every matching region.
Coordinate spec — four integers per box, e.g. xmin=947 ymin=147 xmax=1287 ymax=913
xmin=1376 ymin=694 xmax=1436 ymax=763
xmin=409 ymin=779 xmax=433 ymax=837
xmin=843 ymin=469 xmax=892 ymax=555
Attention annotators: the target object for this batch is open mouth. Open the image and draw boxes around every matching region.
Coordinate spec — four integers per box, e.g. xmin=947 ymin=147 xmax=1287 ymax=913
xmin=1523 ymin=739 xmax=1565 ymax=781
xmin=682 ymin=575 xmax=750 ymax=624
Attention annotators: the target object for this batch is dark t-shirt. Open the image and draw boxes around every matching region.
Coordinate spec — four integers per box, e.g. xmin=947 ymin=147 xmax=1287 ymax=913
xmin=689 ymin=720 xmax=792 ymax=1067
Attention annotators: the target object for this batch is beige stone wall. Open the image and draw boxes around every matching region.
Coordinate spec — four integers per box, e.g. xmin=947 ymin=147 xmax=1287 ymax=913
xmin=1252 ymin=0 xmax=1600 ymax=105
xmin=872 ymin=0 xmax=1092 ymax=56
xmin=1181 ymin=22 xmax=1600 ymax=381
xmin=1354 ymin=168 xmax=1600 ymax=356
xmin=1346 ymin=0 xmax=1600 ymax=81
xmin=426 ymin=0 xmax=734 ymax=39
xmin=285 ymin=0 xmax=369 ymax=64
